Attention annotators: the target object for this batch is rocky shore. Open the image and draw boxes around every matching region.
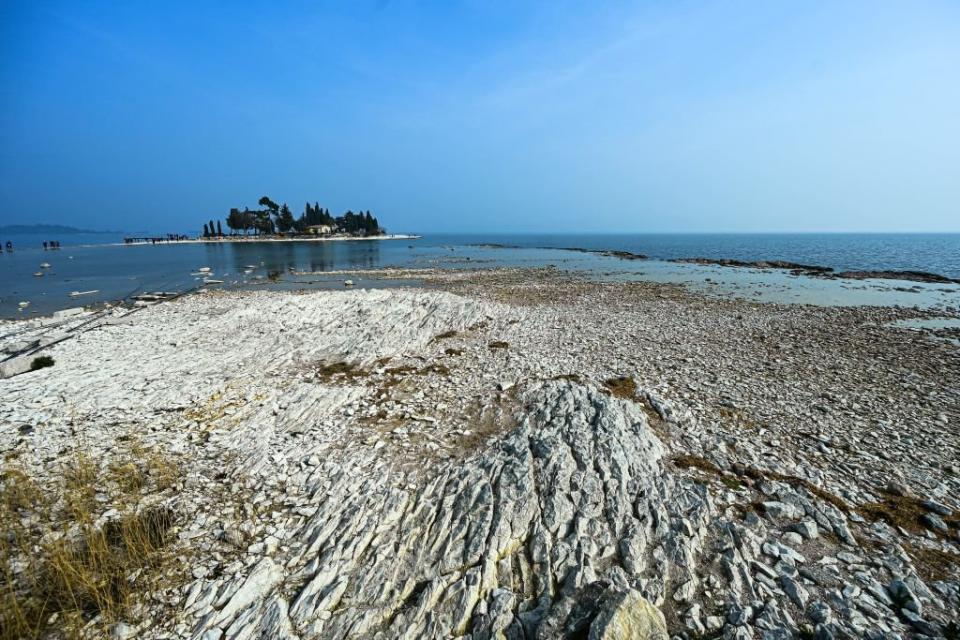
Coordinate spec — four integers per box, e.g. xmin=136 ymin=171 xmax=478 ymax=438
xmin=668 ymin=258 xmax=960 ymax=285
xmin=1 ymin=269 xmax=958 ymax=639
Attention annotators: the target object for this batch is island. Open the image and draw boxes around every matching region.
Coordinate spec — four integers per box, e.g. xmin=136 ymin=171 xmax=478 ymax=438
xmin=205 ymin=196 xmax=395 ymax=240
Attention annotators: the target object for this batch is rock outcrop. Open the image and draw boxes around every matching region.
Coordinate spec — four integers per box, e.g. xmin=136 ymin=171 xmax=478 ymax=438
xmin=190 ymin=381 xmax=709 ymax=639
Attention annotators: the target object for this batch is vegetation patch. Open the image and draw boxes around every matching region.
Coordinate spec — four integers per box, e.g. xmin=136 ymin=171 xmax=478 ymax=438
xmin=29 ymin=355 xmax=54 ymax=371
xmin=315 ymin=361 xmax=369 ymax=382
xmin=552 ymin=374 xmax=583 ymax=383
xmin=603 ymin=376 xmax=636 ymax=400
xmin=672 ymin=454 xmax=721 ymax=474
xmin=904 ymin=543 xmax=960 ymax=582
xmin=488 ymin=341 xmax=509 ymax=350
xmin=385 ymin=365 xmax=418 ymax=376
xmin=860 ymin=491 xmax=945 ymax=536
xmin=1 ymin=449 xmax=181 ymax=638
xmin=430 ymin=330 xmax=458 ymax=342
xmin=732 ymin=464 xmax=851 ymax=513
xmin=671 ymin=455 xmax=745 ymax=490
xmin=444 ymin=348 xmax=464 ymax=356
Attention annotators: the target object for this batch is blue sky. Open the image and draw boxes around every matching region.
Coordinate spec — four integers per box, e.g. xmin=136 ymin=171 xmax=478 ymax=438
xmin=1 ymin=1 xmax=958 ymax=233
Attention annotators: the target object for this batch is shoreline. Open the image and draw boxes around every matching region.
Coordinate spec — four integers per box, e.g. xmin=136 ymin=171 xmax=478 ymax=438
xmin=113 ymin=233 xmax=422 ymax=246
xmin=1 ymin=269 xmax=957 ymax=638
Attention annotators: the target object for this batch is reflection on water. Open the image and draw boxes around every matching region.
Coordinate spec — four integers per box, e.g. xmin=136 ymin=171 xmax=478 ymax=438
xmin=3 ymin=235 xmax=960 ymax=317
xmin=213 ymin=240 xmax=381 ymax=275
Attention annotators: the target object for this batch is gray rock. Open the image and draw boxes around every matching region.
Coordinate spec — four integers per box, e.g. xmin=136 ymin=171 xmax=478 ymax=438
xmin=922 ymin=499 xmax=952 ymax=516
xmin=887 ymin=579 xmax=922 ymax=615
xmin=762 ymin=501 xmax=804 ymax=520
xmin=588 ymin=589 xmax=669 ymax=640
xmin=788 ymin=520 xmax=819 ymax=540
xmin=809 ymin=601 xmax=832 ymax=624
xmin=782 ymin=531 xmax=804 ymax=546
xmin=920 ymin=512 xmax=948 ymax=532
xmin=780 ymin=574 xmax=810 ymax=608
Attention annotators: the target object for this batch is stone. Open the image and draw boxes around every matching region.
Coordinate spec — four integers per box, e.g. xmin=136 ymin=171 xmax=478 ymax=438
xmin=920 ymin=512 xmax=948 ymax=532
xmin=211 ymin=558 xmax=283 ymax=627
xmin=782 ymin=532 xmax=804 ymax=546
xmin=885 ymin=481 xmax=914 ymax=497
xmin=0 ymin=356 xmax=33 ymax=379
xmin=762 ymin=501 xmax=803 ymax=519
xmin=887 ymin=579 xmax=921 ymax=615
xmin=705 ymin=615 xmax=724 ymax=631
xmin=922 ymin=499 xmax=952 ymax=516
xmin=728 ymin=604 xmax=753 ymax=626
xmin=110 ymin=622 xmax=136 ymax=639
xmin=780 ymin=574 xmax=809 ymax=608
xmin=788 ymin=520 xmax=819 ymax=540
xmin=809 ymin=601 xmax=832 ymax=624
xmin=589 ymin=590 xmax=669 ymax=640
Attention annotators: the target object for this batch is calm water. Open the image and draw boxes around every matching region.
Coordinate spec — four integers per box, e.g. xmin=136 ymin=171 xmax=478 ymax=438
xmin=2 ymin=233 xmax=959 ymax=317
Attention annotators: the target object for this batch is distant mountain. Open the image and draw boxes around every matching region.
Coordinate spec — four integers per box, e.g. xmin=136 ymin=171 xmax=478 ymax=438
xmin=0 ymin=224 xmax=123 ymax=235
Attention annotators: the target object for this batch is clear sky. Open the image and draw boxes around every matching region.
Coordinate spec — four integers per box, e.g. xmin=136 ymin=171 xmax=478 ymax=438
xmin=1 ymin=1 xmax=958 ymax=233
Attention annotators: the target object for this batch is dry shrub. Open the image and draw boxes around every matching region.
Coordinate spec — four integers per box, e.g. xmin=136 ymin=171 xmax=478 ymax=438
xmin=315 ymin=361 xmax=368 ymax=382
xmin=0 ymin=467 xmax=41 ymax=513
xmin=0 ymin=448 xmax=178 ymax=639
xmin=905 ymin=544 xmax=960 ymax=582
xmin=604 ymin=376 xmax=636 ymax=400
xmin=30 ymin=356 xmax=55 ymax=371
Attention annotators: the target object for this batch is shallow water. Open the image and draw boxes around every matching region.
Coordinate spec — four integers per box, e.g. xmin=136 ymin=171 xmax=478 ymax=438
xmin=2 ymin=233 xmax=959 ymax=317
xmin=889 ymin=317 xmax=960 ymax=330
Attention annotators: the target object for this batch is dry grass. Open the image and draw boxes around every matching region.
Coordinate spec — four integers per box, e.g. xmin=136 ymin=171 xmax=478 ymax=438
xmin=430 ymin=330 xmax=458 ymax=342
xmin=859 ymin=491 xmax=945 ymax=536
xmin=1 ymin=447 xmax=180 ymax=639
xmin=603 ymin=376 xmax=637 ymax=400
xmin=730 ymin=464 xmax=851 ymax=513
xmin=488 ymin=341 xmax=509 ymax=350
xmin=672 ymin=454 xmax=721 ymax=474
xmin=904 ymin=543 xmax=960 ymax=582
xmin=444 ymin=348 xmax=463 ymax=356
xmin=419 ymin=363 xmax=450 ymax=376
xmin=315 ymin=361 xmax=369 ymax=382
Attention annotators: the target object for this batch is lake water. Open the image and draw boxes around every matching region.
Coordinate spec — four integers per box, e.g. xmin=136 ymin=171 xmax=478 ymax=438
xmin=2 ymin=233 xmax=959 ymax=317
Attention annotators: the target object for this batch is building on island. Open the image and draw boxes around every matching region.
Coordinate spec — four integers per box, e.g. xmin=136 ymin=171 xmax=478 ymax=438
xmin=307 ymin=224 xmax=333 ymax=235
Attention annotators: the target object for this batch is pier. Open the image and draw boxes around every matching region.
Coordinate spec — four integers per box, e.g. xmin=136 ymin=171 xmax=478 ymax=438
xmin=124 ymin=234 xmax=189 ymax=244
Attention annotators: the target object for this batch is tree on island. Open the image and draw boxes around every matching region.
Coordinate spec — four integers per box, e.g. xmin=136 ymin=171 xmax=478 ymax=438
xmin=216 ymin=220 xmax=223 ymax=237
xmin=220 ymin=196 xmax=385 ymax=237
xmin=202 ymin=223 xmax=210 ymax=238
xmin=276 ymin=204 xmax=296 ymax=233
